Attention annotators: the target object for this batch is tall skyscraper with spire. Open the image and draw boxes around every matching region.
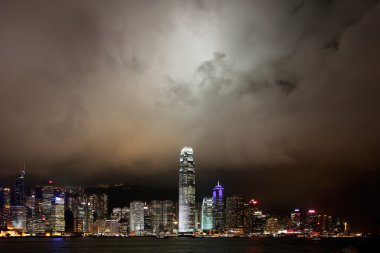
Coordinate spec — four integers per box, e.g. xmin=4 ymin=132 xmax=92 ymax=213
xmin=178 ymin=147 xmax=196 ymax=233
xmin=14 ymin=162 xmax=27 ymax=206
xmin=212 ymin=181 xmax=225 ymax=232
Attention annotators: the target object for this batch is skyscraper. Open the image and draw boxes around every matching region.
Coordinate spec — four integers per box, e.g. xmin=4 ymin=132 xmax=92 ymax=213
xmin=248 ymin=199 xmax=266 ymax=234
xmin=1 ymin=188 xmax=11 ymax=229
xmin=3 ymin=187 xmax=11 ymax=207
xmin=178 ymin=147 xmax=196 ymax=233
xmin=305 ymin=209 xmax=318 ymax=233
xmin=51 ymin=194 xmax=65 ymax=234
xmin=14 ymin=168 xmax=27 ymax=206
xmin=130 ymin=201 xmax=144 ymax=233
xmin=88 ymin=193 xmax=108 ymax=220
xmin=144 ymin=202 xmax=151 ymax=233
xmin=8 ymin=206 xmax=27 ymax=232
xmin=212 ymin=181 xmax=225 ymax=232
xmin=201 ymin=197 xmax=213 ymax=231
xmin=290 ymin=209 xmax=302 ymax=232
xmin=41 ymin=181 xmax=54 ymax=232
xmin=25 ymin=192 xmax=36 ymax=234
xmin=225 ymin=196 xmax=244 ymax=230
xmin=150 ymin=200 xmax=175 ymax=234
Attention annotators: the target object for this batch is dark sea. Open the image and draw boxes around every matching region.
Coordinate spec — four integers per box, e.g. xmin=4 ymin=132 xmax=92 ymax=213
xmin=1 ymin=237 xmax=379 ymax=253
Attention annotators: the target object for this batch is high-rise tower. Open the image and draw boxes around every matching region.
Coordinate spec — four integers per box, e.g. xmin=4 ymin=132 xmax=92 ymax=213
xmin=178 ymin=147 xmax=196 ymax=233
xmin=225 ymin=196 xmax=244 ymax=230
xmin=201 ymin=197 xmax=213 ymax=231
xmin=14 ymin=165 xmax=27 ymax=206
xmin=130 ymin=201 xmax=144 ymax=233
xmin=212 ymin=181 xmax=225 ymax=232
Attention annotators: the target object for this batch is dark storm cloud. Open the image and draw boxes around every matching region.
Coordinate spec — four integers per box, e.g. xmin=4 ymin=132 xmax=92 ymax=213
xmin=0 ymin=0 xmax=378 ymax=170
xmin=165 ymin=0 xmax=380 ymax=172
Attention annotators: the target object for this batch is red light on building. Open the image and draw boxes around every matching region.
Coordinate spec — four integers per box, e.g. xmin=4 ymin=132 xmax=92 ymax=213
xmin=308 ymin=209 xmax=316 ymax=214
xmin=48 ymin=180 xmax=53 ymax=184
xmin=250 ymin=199 xmax=258 ymax=205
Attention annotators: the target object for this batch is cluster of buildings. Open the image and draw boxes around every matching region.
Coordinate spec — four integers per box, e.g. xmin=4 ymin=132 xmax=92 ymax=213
xmin=0 ymin=148 xmax=351 ymax=237
xmin=0 ymin=166 xmax=108 ymax=237
xmin=178 ymin=147 xmax=350 ymax=237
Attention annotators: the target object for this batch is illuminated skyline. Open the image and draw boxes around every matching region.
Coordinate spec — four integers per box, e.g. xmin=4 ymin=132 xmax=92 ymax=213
xmin=0 ymin=0 xmax=379 ymax=233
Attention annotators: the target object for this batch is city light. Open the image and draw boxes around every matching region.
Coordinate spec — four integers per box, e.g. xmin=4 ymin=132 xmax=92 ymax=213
xmin=0 ymin=151 xmax=357 ymax=238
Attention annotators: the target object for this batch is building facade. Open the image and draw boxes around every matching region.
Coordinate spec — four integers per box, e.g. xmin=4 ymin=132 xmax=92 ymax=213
xmin=150 ymin=200 xmax=175 ymax=234
xmin=178 ymin=147 xmax=196 ymax=233
xmin=225 ymin=196 xmax=244 ymax=230
xmin=201 ymin=197 xmax=213 ymax=231
xmin=212 ymin=181 xmax=225 ymax=232
xmin=14 ymin=169 xmax=27 ymax=206
xmin=51 ymin=195 xmax=65 ymax=234
xmin=130 ymin=201 xmax=144 ymax=233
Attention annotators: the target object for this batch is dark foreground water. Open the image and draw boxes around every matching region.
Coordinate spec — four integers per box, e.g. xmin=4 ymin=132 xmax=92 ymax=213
xmin=1 ymin=237 xmax=379 ymax=253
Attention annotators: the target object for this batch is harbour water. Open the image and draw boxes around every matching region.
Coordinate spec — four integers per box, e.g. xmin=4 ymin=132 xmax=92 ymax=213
xmin=1 ymin=237 xmax=379 ymax=253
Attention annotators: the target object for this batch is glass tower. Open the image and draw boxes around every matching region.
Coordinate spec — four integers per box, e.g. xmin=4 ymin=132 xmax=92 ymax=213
xmin=212 ymin=181 xmax=225 ymax=232
xmin=14 ymin=169 xmax=26 ymax=206
xmin=201 ymin=197 xmax=213 ymax=231
xmin=130 ymin=201 xmax=144 ymax=233
xmin=178 ymin=147 xmax=196 ymax=233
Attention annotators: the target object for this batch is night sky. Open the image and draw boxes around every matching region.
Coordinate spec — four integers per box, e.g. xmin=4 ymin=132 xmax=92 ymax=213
xmin=1 ymin=0 xmax=380 ymax=232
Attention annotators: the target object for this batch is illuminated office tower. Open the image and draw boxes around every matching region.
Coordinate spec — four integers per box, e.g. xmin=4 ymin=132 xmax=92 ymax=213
xmin=3 ymin=187 xmax=11 ymax=207
xmin=151 ymin=200 xmax=162 ymax=234
xmin=327 ymin=215 xmax=334 ymax=233
xmin=74 ymin=195 xmax=87 ymax=234
xmin=335 ymin=217 xmax=343 ymax=233
xmin=343 ymin=220 xmax=350 ymax=235
xmin=225 ymin=196 xmax=244 ymax=230
xmin=0 ymin=188 xmax=3 ymax=228
xmin=264 ymin=216 xmax=280 ymax=235
xmin=144 ymin=202 xmax=152 ymax=233
xmin=163 ymin=200 xmax=175 ymax=232
xmin=81 ymin=195 xmax=94 ymax=233
xmin=305 ymin=209 xmax=318 ymax=233
xmin=26 ymin=192 xmax=36 ymax=212
xmin=178 ymin=147 xmax=196 ymax=233
xmin=112 ymin=207 xmax=122 ymax=220
xmin=243 ymin=203 xmax=250 ymax=230
xmin=201 ymin=197 xmax=213 ymax=231
xmin=150 ymin=200 xmax=175 ymax=234
xmin=51 ymin=194 xmax=65 ymax=234
xmin=14 ymin=168 xmax=27 ymax=206
xmin=321 ymin=214 xmax=328 ymax=233
xmin=195 ymin=201 xmax=202 ymax=231
xmin=88 ymin=193 xmax=108 ymax=220
xmin=250 ymin=210 xmax=266 ymax=234
xmin=212 ymin=181 xmax=225 ymax=232
xmin=247 ymin=198 xmax=265 ymax=234
xmin=25 ymin=192 xmax=36 ymax=234
xmin=130 ymin=201 xmax=144 ymax=233
xmin=290 ymin=209 xmax=302 ymax=232
xmin=99 ymin=193 xmax=108 ymax=218
xmin=1 ymin=188 xmax=11 ymax=228
xmin=42 ymin=181 xmax=54 ymax=231
xmin=122 ymin=207 xmax=130 ymax=220
xmin=8 ymin=206 xmax=27 ymax=232
xmin=104 ymin=219 xmax=120 ymax=236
